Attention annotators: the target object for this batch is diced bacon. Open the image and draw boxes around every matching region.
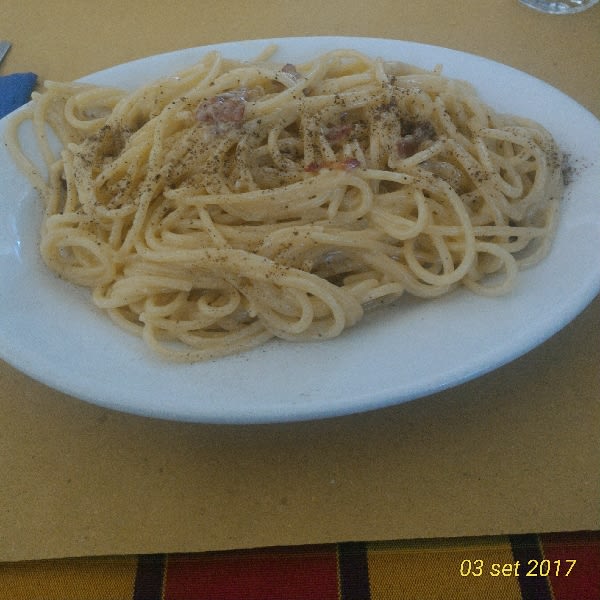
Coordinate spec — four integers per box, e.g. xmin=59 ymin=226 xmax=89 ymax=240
xmin=325 ymin=124 xmax=352 ymax=143
xmin=396 ymin=136 xmax=420 ymax=159
xmin=341 ymin=157 xmax=361 ymax=170
xmin=196 ymin=92 xmax=247 ymax=126
xmin=281 ymin=63 xmax=303 ymax=81
xmin=396 ymin=121 xmax=436 ymax=158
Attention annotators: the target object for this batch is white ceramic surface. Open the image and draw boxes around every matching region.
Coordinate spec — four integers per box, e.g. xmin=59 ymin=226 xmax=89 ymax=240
xmin=1 ymin=37 xmax=599 ymax=423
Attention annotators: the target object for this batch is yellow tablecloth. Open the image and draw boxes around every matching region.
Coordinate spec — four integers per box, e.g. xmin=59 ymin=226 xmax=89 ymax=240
xmin=1 ymin=0 xmax=598 ymax=579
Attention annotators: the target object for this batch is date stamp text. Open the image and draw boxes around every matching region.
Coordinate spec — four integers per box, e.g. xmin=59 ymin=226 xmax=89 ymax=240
xmin=460 ymin=559 xmax=576 ymax=577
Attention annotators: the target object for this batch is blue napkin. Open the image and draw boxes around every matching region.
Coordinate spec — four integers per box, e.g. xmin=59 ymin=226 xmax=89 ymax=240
xmin=0 ymin=72 xmax=37 ymax=119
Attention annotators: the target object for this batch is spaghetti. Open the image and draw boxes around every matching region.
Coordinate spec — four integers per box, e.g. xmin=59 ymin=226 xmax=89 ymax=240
xmin=6 ymin=48 xmax=563 ymax=361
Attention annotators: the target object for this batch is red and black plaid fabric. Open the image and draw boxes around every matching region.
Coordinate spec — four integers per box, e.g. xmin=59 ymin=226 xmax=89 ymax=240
xmin=1 ymin=531 xmax=598 ymax=599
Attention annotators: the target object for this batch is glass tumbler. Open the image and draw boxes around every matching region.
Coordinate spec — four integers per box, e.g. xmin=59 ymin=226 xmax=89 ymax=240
xmin=519 ymin=0 xmax=599 ymax=13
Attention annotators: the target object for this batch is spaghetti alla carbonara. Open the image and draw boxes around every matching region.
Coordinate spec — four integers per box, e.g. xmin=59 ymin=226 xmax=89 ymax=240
xmin=6 ymin=48 xmax=563 ymax=361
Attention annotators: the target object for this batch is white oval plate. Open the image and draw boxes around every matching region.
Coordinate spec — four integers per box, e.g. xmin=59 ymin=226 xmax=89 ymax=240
xmin=1 ymin=37 xmax=599 ymax=423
